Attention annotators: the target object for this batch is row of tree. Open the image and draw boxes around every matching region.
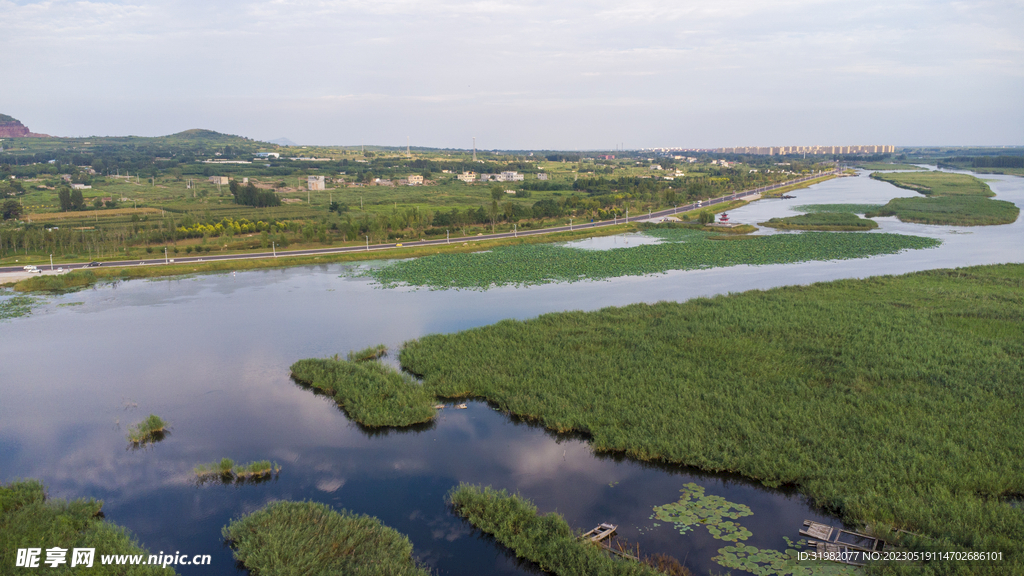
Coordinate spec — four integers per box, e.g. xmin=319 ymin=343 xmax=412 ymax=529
xmin=229 ymin=181 xmax=281 ymax=207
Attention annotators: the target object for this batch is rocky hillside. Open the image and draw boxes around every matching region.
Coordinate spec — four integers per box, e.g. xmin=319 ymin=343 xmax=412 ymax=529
xmin=0 ymin=114 xmax=48 ymax=138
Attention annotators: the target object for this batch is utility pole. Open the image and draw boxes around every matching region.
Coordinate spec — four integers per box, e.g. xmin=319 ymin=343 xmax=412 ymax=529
xmin=473 ymin=137 xmax=476 ymax=162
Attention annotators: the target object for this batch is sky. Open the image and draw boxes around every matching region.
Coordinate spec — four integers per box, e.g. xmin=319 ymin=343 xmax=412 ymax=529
xmin=2 ymin=0 xmax=1022 ymax=149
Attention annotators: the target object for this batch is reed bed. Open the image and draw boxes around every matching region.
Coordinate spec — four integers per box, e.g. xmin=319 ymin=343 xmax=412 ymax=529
xmin=126 ymin=414 xmax=167 ymax=444
xmin=869 ymin=172 xmax=1019 ymax=226
xmin=794 ymin=204 xmax=884 ymax=214
xmin=1 ymin=480 xmax=176 ymax=575
xmin=759 ymin=212 xmax=879 ymax=231
xmin=222 ymin=500 xmax=430 ymax=576
xmin=401 ymin=265 xmax=1024 ymax=575
xmin=13 ymin=270 xmax=97 ymax=294
xmin=361 ymin=231 xmax=939 ymax=290
xmin=194 ymin=458 xmax=280 ymax=481
xmin=290 ymin=352 xmax=436 ymax=427
xmin=447 ymin=484 xmax=663 ymax=576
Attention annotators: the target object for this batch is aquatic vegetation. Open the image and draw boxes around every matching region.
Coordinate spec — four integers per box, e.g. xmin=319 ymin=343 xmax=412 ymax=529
xmin=194 ymin=458 xmax=280 ymax=481
xmin=347 ymin=343 xmax=388 ymax=362
xmin=222 ymin=500 xmax=430 ymax=576
xmin=126 ymin=414 xmax=168 ymax=444
xmin=794 ymin=204 xmax=884 ymax=214
xmin=448 ymin=484 xmax=663 ymax=576
xmin=13 ymin=270 xmax=98 ymax=294
xmin=0 ymin=480 xmax=176 ymax=575
xmin=869 ymin=172 xmax=1019 ymax=226
xmin=400 ymin=265 xmax=1024 ymax=575
xmin=360 ymin=232 xmax=939 ymax=290
xmin=760 ymin=212 xmax=879 ymax=231
xmin=652 ymin=483 xmax=753 ymax=541
xmin=714 ymin=541 xmax=861 ymax=576
xmin=290 ymin=354 xmax=436 ymax=427
xmin=0 ymin=295 xmax=39 ymax=320
xmin=57 ymin=301 xmax=85 ymax=307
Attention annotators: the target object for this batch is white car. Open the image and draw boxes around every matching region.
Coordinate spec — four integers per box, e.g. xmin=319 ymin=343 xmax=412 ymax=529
xmin=23 ymin=265 xmax=37 ymax=271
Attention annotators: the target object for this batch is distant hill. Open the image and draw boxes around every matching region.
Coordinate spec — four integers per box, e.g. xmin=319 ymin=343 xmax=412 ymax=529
xmin=164 ymin=129 xmax=260 ymax=144
xmin=269 ymin=137 xmax=298 ymax=146
xmin=0 ymin=114 xmax=49 ymax=138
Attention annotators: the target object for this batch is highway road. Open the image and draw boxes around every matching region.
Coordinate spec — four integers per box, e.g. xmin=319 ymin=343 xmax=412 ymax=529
xmin=0 ymin=171 xmax=838 ymax=274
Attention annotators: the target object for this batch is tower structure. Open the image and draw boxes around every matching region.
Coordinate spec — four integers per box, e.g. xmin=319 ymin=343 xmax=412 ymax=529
xmin=473 ymin=137 xmax=477 ymax=162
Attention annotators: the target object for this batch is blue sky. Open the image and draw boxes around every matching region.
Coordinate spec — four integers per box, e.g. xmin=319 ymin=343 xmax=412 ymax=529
xmin=2 ymin=0 xmax=1022 ymax=148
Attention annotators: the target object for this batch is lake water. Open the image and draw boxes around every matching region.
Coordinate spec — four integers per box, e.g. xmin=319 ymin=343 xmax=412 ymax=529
xmin=1 ymin=168 xmax=1022 ymax=575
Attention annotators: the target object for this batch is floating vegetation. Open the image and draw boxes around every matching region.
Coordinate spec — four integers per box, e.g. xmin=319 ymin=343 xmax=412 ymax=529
xmin=760 ymin=213 xmax=879 ymax=231
xmin=713 ymin=540 xmax=861 ymax=576
xmin=57 ymin=301 xmax=85 ymax=307
xmin=223 ymin=500 xmax=430 ymax=576
xmin=794 ymin=204 xmax=884 ymax=214
xmin=399 ymin=264 xmax=1024 ymax=574
xmin=359 ymin=231 xmax=940 ymax=290
xmin=448 ymin=484 xmax=663 ymax=576
xmin=194 ymin=458 xmax=280 ymax=484
xmin=652 ymin=483 xmax=753 ymax=542
xmin=291 ymin=351 xmax=436 ymax=427
xmin=1 ymin=480 xmax=176 ymax=575
xmin=0 ymin=295 xmax=39 ymax=320
xmin=126 ymin=414 xmax=168 ymax=445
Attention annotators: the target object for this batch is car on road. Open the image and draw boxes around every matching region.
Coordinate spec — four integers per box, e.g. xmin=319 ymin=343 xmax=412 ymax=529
xmin=85 ymin=262 xmax=100 ymax=267
xmin=23 ymin=265 xmax=37 ymax=271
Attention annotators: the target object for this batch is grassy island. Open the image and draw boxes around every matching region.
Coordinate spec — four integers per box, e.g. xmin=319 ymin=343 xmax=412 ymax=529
xmin=360 ymin=229 xmax=939 ymax=290
xmin=290 ymin=348 xmax=436 ymax=427
xmin=1 ymin=480 xmax=177 ymax=575
xmin=868 ymin=172 xmax=1019 ymax=226
xmin=759 ymin=212 xmax=879 ymax=231
xmin=222 ymin=500 xmax=430 ymax=576
xmin=396 ymin=264 xmax=1024 ymax=575
xmin=448 ymin=484 xmax=665 ymax=576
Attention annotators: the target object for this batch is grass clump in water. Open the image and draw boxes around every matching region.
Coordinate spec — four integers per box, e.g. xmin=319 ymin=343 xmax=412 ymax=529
xmin=291 ymin=347 xmax=436 ymax=427
xmin=402 ymin=264 xmax=1024 ymax=575
xmin=126 ymin=414 xmax=168 ymax=445
xmin=759 ymin=212 xmax=879 ymax=231
xmin=448 ymin=484 xmax=664 ymax=576
xmin=869 ymin=171 xmax=1019 ymax=226
xmin=194 ymin=458 xmax=280 ymax=482
xmin=347 ymin=343 xmax=388 ymax=362
xmin=360 ymin=231 xmax=939 ymax=290
xmin=1 ymin=480 xmax=176 ymax=575
xmin=222 ymin=500 xmax=430 ymax=576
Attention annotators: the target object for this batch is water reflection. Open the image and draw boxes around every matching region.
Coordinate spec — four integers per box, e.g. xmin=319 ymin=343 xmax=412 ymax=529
xmin=1 ymin=170 xmax=1021 ymax=575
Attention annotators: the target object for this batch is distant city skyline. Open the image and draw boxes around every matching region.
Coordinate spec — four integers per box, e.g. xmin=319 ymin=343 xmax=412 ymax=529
xmin=2 ymin=0 xmax=1021 ymax=149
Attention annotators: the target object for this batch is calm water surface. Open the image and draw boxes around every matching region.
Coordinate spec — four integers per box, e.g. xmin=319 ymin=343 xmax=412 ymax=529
xmin=1 ymin=169 xmax=1022 ymax=575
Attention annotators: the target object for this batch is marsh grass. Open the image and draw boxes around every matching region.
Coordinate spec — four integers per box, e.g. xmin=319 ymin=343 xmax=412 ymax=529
xmin=194 ymin=458 xmax=280 ymax=483
xmin=1 ymin=480 xmax=176 ymax=575
xmin=361 ymin=231 xmax=939 ymax=290
xmin=448 ymin=484 xmax=663 ymax=576
xmin=794 ymin=204 xmax=884 ymax=214
xmin=291 ymin=354 xmax=436 ymax=427
xmin=759 ymin=212 xmax=879 ymax=231
xmin=127 ymin=414 xmax=168 ymax=445
xmin=869 ymin=172 xmax=1019 ymax=226
xmin=222 ymin=500 xmax=430 ymax=576
xmin=347 ymin=344 xmax=388 ymax=362
xmin=13 ymin=270 xmax=97 ymax=294
xmin=402 ymin=265 xmax=1024 ymax=575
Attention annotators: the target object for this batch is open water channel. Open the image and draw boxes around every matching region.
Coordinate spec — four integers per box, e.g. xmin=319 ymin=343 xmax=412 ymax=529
xmin=1 ymin=168 xmax=1022 ymax=575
